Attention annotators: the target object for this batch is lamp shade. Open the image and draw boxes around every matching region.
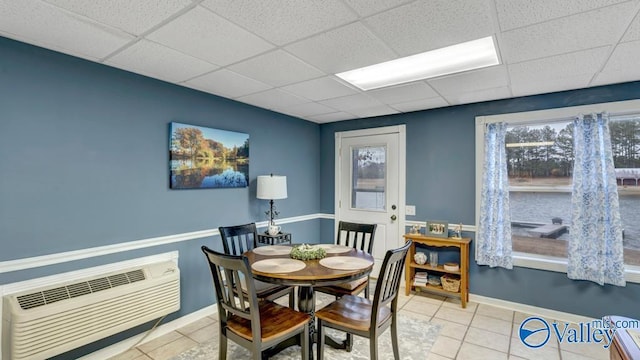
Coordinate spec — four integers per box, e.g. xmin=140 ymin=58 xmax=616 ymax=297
xmin=256 ymin=175 xmax=287 ymax=200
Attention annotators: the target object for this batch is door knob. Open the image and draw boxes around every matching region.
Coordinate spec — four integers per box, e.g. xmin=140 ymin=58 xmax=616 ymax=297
xmin=391 ymin=214 xmax=397 ymax=221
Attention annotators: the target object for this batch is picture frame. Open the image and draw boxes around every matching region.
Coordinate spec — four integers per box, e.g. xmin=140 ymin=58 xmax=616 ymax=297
xmin=169 ymin=122 xmax=249 ymax=189
xmin=426 ymin=220 xmax=448 ymax=238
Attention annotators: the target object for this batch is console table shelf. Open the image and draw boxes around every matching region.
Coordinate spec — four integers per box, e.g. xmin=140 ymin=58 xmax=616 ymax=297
xmin=403 ymin=233 xmax=471 ymax=308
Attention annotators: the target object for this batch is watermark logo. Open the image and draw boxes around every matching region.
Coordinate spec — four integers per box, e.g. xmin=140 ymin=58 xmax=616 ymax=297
xmin=519 ymin=317 xmax=550 ymax=348
xmin=519 ymin=316 xmax=639 ymax=350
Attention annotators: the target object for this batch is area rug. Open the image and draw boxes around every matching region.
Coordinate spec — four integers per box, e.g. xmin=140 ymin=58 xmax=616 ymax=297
xmin=171 ymin=313 xmax=441 ymax=360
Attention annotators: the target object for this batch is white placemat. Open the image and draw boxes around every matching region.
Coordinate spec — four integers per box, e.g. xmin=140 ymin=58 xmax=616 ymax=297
xmin=252 ymin=245 xmax=291 ymax=256
xmin=317 ymin=244 xmax=352 ymax=254
xmin=319 ymin=256 xmax=373 ymax=270
xmin=251 ymin=258 xmax=306 ymax=273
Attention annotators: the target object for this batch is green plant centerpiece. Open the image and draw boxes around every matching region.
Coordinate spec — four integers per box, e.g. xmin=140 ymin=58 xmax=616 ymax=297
xmin=290 ymin=244 xmax=326 ymax=260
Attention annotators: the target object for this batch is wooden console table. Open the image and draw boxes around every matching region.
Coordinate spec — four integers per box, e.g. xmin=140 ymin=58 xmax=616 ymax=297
xmin=403 ymin=233 xmax=471 ymax=308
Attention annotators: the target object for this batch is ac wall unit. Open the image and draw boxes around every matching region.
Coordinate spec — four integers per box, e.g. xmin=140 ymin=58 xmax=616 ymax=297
xmin=2 ymin=261 xmax=180 ymax=360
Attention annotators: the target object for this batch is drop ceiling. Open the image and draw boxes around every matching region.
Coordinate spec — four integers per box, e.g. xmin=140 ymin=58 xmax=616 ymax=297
xmin=2 ymin=0 xmax=640 ymax=123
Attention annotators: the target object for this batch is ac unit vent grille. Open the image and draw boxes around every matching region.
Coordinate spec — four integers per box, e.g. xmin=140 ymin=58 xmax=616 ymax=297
xmin=16 ymin=269 xmax=147 ymax=310
xmin=43 ymin=287 xmax=68 ymax=305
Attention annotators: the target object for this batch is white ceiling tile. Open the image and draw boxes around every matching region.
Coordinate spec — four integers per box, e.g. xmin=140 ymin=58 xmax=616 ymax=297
xmin=427 ymin=66 xmax=509 ymax=96
xmin=280 ymin=76 xmax=359 ymax=101
xmin=281 ymin=102 xmax=337 ymax=117
xmin=512 ymin=75 xmax=594 ymax=97
xmin=106 ymin=40 xmax=217 ymax=83
xmin=443 ymin=86 xmax=513 ymax=105
xmin=501 ymin=2 xmax=635 ymax=64
xmin=348 ymin=105 xmax=399 ymax=118
xmin=342 ymin=0 xmax=414 ymax=17
xmin=185 ymin=69 xmax=272 ymax=99
xmin=285 ymin=22 xmax=396 ymax=74
xmin=390 ymin=97 xmax=450 ymax=112
xmin=495 ymin=0 xmax=629 ymax=32
xmin=508 ymin=47 xmax=610 ymax=87
xmin=593 ymin=68 xmax=640 ymax=86
xmin=0 ymin=0 xmax=134 ymax=60
xmin=228 ymin=50 xmax=324 ymax=87
xmin=201 ymin=0 xmax=357 ymax=45
xmin=593 ymin=40 xmax=640 ymax=85
xmin=147 ymin=6 xmax=273 ymax=66
xmin=622 ymin=12 xmax=640 ymax=42
xmin=367 ymin=82 xmax=438 ymax=104
xmin=365 ymin=0 xmax=494 ymax=56
xmin=236 ymin=89 xmax=308 ymax=111
xmin=43 ymin=0 xmax=192 ymax=35
xmin=308 ymin=112 xmax=357 ymax=123
xmin=319 ymin=93 xmax=384 ymax=112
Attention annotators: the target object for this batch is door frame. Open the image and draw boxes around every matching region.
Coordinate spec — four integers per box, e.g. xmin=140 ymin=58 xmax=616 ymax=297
xmin=334 ymin=124 xmax=407 ymax=251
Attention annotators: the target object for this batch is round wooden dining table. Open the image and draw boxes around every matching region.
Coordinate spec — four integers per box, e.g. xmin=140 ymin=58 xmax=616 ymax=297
xmin=244 ymin=244 xmax=374 ymax=359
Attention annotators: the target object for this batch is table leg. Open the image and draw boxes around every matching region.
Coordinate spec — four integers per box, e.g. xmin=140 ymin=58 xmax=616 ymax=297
xmin=298 ymin=286 xmax=316 ymax=359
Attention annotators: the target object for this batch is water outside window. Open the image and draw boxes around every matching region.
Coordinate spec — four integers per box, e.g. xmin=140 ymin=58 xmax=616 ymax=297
xmin=351 ymin=146 xmax=386 ymax=210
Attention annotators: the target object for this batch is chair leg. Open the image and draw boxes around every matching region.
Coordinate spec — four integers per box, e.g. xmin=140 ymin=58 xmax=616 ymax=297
xmin=391 ymin=315 xmax=400 ymax=359
xmin=317 ymin=319 xmax=325 ymax=360
xmin=364 ymin=280 xmax=370 ymax=299
xmin=370 ymin=334 xmax=378 ymax=360
xmin=289 ymin=287 xmax=296 ymax=309
xmin=301 ymin=323 xmax=310 ymax=360
xmin=219 ymin=331 xmax=227 ymax=360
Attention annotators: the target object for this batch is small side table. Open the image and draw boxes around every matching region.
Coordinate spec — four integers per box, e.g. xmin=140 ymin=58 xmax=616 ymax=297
xmin=257 ymin=232 xmax=292 ymax=245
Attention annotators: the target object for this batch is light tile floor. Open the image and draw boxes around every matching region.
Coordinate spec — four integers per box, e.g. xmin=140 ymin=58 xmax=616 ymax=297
xmin=109 ymin=290 xmax=610 ymax=360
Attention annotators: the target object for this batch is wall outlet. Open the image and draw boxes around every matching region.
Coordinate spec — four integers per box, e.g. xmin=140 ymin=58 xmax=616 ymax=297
xmin=406 ymin=205 xmax=416 ymax=216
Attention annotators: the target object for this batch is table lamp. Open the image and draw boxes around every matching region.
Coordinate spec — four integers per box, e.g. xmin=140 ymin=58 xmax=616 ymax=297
xmin=257 ymin=174 xmax=287 ymax=226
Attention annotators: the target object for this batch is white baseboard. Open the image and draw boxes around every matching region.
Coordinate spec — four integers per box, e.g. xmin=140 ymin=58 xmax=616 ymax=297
xmin=79 ymin=305 xmax=218 ymax=360
xmin=469 ymin=293 xmax=595 ymax=323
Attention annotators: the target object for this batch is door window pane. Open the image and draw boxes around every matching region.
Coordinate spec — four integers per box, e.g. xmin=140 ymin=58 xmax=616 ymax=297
xmin=351 ymin=146 xmax=386 ymax=210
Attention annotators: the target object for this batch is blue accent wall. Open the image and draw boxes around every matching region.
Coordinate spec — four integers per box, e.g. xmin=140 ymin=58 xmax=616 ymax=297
xmin=319 ymin=83 xmax=640 ymax=320
xmin=0 ymin=36 xmax=320 ymax=358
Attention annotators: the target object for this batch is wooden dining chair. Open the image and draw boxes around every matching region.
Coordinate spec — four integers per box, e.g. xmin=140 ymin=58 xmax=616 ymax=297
xmin=315 ymin=221 xmax=377 ymax=299
xmin=315 ymin=240 xmax=411 ymax=360
xmin=201 ymin=246 xmax=310 ymax=360
xmin=218 ymin=223 xmax=295 ymax=308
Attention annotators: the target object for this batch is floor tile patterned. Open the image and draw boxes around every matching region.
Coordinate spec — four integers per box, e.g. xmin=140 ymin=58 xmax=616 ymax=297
xmin=107 ymin=290 xmax=610 ymax=360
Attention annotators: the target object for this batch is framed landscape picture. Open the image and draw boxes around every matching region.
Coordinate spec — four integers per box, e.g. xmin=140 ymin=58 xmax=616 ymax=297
xmin=169 ymin=122 xmax=249 ymax=189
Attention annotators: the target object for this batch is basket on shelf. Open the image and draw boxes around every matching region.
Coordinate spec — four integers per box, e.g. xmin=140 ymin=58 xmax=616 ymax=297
xmin=440 ymin=274 xmax=460 ymax=292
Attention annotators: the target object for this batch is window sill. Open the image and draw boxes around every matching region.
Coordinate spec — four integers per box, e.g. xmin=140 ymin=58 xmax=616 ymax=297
xmin=513 ymin=252 xmax=640 ymax=284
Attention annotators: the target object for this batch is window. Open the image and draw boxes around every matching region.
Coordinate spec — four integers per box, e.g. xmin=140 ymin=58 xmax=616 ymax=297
xmin=351 ymin=146 xmax=386 ymax=210
xmin=476 ymin=100 xmax=640 ymax=273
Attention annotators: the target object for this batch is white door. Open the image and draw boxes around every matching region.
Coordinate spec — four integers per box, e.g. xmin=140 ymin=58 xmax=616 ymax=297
xmin=335 ymin=125 xmax=406 ymax=276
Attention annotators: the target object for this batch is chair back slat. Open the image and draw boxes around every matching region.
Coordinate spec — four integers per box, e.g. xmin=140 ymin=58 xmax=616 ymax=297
xmin=202 ymin=246 xmax=260 ymax=327
xmin=219 ymin=223 xmax=258 ymax=255
xmin=371 ymin=241 xmax=411 ymax=321
xmin=336 ymin=221 xmax=377 ymax=254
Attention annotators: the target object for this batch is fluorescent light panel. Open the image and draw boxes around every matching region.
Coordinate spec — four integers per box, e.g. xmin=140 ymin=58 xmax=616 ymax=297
xmin=336 ymin=36 xmax=500 ymax=91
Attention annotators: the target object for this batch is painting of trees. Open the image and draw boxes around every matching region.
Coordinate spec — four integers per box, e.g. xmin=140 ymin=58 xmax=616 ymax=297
xmin=169 ymin=122 xmax=249 ymax=189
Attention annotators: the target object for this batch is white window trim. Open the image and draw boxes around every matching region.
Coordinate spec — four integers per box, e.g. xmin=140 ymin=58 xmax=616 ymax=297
xmin=475 ymin=99 xmax=640 ymax=283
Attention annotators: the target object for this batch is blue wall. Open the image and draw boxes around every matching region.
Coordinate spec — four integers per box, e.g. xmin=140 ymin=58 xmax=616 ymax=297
xmin=0 ymin=36 xmax=320 ymax=358
xmin=319 ymin=83 xmax=640 ymax=320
